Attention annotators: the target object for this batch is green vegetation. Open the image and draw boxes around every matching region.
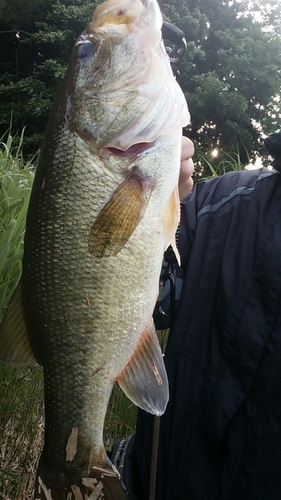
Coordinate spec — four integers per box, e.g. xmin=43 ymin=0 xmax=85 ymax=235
xmin=194 ymin=148 xmax=250 ymax=181
xmin=0 ymin=0 xmax=100 ymax=154
xmin=0 ymin=130 xmax=35 ymax=316
xmin=0 ymin=0 xmax=280 ymax=163
xmin=0 ymin=131 xmax=43 ymax=500
xmin=162 ymin=0 xmax=281 ymax=168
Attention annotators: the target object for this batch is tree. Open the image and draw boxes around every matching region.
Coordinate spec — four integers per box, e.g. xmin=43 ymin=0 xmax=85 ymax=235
xmin=0 ymin=0 xmax=280 ymax=162
xmin=0 ymin=0 xmax=99 ymax=153
xmin=162 ymin=0 xmax=281 ymax=164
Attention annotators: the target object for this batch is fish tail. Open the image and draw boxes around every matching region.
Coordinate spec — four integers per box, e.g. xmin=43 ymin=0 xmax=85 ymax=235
xmin=34 ymin=457 xmax=127 ymax=500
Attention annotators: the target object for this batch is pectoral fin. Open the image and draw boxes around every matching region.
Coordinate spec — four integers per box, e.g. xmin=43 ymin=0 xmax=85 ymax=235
xmin=116 ymin=320 xmax=169 ymax=416
xmin=89 ymin=166 xmax=155 ymax=257
xmin=0 ymin=282 xmax=37 ymax=366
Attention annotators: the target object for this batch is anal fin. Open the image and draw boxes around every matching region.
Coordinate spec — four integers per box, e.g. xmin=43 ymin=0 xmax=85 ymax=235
xmin=0 ymin=281 xmax=37 ymax=366
xmin=116 ymin=321 xmax=169 ymax=416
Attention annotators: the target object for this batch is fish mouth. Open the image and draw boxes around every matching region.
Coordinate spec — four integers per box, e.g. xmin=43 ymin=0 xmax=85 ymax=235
xmin=107 ymin=141 xmax=155 ymax=158
xmin=75 ymin=125 xmax=155 ymax=158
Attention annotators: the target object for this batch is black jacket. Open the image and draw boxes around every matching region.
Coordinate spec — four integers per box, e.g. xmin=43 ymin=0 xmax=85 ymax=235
xmin=133 ymin=167 xmax=281 ymax=500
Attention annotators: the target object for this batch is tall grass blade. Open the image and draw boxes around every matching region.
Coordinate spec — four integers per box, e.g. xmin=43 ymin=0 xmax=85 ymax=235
xmin=0 ymin=131 xmax=44 ymax=500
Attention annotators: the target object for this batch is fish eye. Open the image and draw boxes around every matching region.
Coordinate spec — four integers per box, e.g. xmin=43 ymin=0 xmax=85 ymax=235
xmin=77 ymin=40 xmax=95 ymax=59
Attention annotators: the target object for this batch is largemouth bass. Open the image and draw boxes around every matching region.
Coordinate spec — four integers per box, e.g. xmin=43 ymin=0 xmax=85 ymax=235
xmin=0 ymin=0 xmax=189 ymax=498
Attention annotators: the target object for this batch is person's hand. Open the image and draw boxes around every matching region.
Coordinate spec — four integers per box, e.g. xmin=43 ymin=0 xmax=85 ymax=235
xmin=179 ymin=136 xmax=194 ymax=200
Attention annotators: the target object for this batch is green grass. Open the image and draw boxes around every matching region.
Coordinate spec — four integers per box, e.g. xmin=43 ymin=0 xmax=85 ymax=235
xmin=0 ymin=132 xmax=137 ymax=499
xmin=0 ymin=131 xmax=44 ymax=500
xmin=194 ymin=148 xmax=248 ymax=181
xmin=0 ymin=130 xmax=35 ymax=317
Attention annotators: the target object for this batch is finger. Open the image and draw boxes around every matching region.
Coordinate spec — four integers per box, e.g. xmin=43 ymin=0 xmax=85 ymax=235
xmin=181 ymin=136 xmax=194 ymax=162
xmin=179 ymin=158 xmax=194 ymax=200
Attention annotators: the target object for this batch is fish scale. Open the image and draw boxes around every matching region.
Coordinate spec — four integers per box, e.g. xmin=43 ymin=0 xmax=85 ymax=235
xmin=24 ymin=128 xmax=167 ymax=477
xmin=0 ymin=0 xmax=189 ymax=498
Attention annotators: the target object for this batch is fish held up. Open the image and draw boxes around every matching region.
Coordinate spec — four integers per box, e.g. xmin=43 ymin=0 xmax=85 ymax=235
xmin=0 ymin=0 xmax=190 ymax=498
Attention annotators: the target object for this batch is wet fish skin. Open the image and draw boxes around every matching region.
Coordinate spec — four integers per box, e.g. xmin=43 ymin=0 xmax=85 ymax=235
xmin=0 ymin=0 xmax=189 ymax=498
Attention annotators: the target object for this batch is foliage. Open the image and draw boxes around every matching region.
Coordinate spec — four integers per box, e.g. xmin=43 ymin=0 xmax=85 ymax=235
xmin=0 ymin=0 xmax=99 ymax=153
xmin=162 ymin=0 xmax=281 ymax=170
xmin=0 ymin=131 xmax=43 ymax=500
xmin=0 ymin=129 xmax=35 ymax=316
xmin=194 ymin=148 xmax=249 ymax=181
xmin=0 ymin=0 xmax=280 ymax=160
